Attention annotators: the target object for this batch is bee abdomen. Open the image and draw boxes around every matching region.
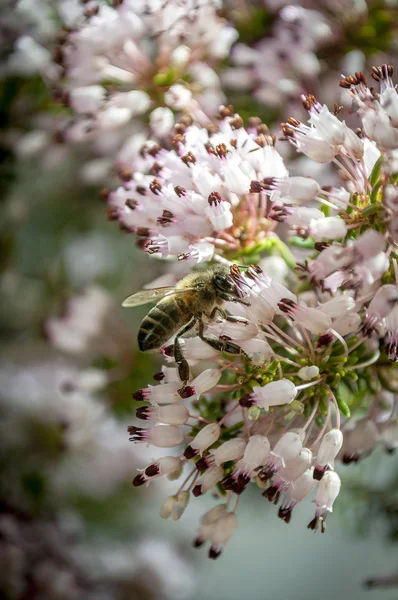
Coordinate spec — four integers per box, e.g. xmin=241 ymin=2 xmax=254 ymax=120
xmin=138 ymin=304 xmax=184 ymax=351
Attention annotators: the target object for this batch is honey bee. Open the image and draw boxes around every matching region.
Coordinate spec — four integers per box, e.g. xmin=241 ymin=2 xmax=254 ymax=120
xmin=122 ymin=265 xmax=249 ymax=383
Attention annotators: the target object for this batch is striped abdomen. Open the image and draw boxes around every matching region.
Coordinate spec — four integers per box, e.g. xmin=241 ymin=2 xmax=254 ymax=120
xmin=138 ymin=297 xmax=191 ymax=351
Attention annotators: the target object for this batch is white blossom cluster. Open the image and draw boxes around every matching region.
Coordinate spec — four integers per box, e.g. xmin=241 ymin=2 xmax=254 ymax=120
xmin=55 ymin=0 xmax=237 ymax=153
xmin=0 ymin=357 xmax=196 ymax=597
xmin=223 ymin=0 xmax=395 ymax=117
xmin=122 ymin=67 xmax=398 ymax=558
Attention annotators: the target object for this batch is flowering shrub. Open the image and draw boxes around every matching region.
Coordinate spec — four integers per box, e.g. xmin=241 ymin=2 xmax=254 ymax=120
xmin=117 ymin=65 xmax=398 ymax=558
xmin=3 ymin=0 xmax=398 ymax=583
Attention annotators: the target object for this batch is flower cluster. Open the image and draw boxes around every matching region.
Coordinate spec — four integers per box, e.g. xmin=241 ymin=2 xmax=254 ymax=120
xmin=124 ymin=66 xmax=398 ymax=558
xmin=223 ymin=4 xmax=333 ymax=113
xmin=54 ymin=0 xmax=237 ymax=151
xmin=223 ymin=0 xmax=397 ymax=118
xmin=109 ymin=105 xmax=288 ymax=263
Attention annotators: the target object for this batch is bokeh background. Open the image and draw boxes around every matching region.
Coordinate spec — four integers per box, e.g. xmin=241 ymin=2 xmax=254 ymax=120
xmin=1 ymin=1 xmax=397 ymax=599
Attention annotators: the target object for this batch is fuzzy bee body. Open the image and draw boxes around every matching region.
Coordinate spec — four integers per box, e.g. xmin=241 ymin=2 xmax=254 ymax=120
xmin=137 ymin=296 xmax=191 ymax=351
xmin=123 ymin=265 xmax=248 ymax=383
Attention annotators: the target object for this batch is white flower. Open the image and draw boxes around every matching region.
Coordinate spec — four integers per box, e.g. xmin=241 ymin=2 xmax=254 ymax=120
xmin=209 ymin=439 xmax=246 ymax=466
xmin=128 ymin=424 xmax=184 ymax=448
xmin=133 ymin=456 xmax=182 ymax=486
xmin=313 ymin=429 xmax=343 ymax=480
xmin=266 ymin=431 xmax=303 ymax=473
xmin=70 ymin=85 xmax=106 ymax=114
xmin=341 ymin=419 xmax=380 ymax=463
xmin=308 ymin=103 xmax=346 ymax=146
xmin=165 ymin=84 xmax=193 ymax=110
xmin=180 ymin=369 xmax=222 ymax=399
xmin=308 ymin=471 xmax=341 ymax=532
xmin=309 ymin=217 xmax=347 ymax=241
xmin=204 ymin=195 xmax=234 ymax=230
xmin=274 ymin=176 xmax=321 ymax=204
xmin=136 ymin=404 xmax=190 ymax=425
xmin=185 ymin=423 xmax=221 ymax=457
xmin=278 ymin=300 xmax=332 ymax=335
xmin=150 ymin=107 xmax=175 ymax=137
xmin=193 ymin=465 xmax=224 ymax=496
xmin=278 ymin=468 xmax=317 ymax=523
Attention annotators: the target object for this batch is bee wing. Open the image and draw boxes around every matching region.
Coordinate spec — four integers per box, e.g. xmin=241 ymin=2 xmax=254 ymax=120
xmin=122 ymin=286 xmax=195 ymax=307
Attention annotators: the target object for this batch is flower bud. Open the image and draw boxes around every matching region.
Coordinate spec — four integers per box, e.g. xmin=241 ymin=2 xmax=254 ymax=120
xmin=278 ymin=300 xmax=331 ymax=335
xmin=378 ymin=421 xmax=398 ymax=453
xmin=201 ymin=506 xmax=228 ymax=530
xmin=207 ymin=318 xmax=258 ymax=341
xmin=136 ymin=382 xmax=183 ymax=404
xmin=332 ymin=313 xmax=361 ymax=336
xmin=165 ymin=84 xmax=192 ymax=109
xmin=298 ymin=366 xmax=320 ymax=381
xmin=160 ymin=495 xmax=176 ymax=519
xmin=150 ymin=107 xmax=174 ymax=137
xmin=265 ymin=448 xmax=313 ymax=504
xmin=70 ymin=85 xmax=105 ymax=114
xmin=318 ymin=296 xmax=356 ymax=318
xmin=221 ymin=156 xmax=251 ymax=195
xmin=171 ymin=491 xmax=190 ymax=521
xmin=286 ymin=207 xmax=323 ymax=227
xmin=251 ymin=379 xmax=297 ymax=411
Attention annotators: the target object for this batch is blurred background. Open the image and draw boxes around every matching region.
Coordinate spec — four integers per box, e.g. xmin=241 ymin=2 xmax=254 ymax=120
xmin=0 ymin=1 xmax=397 ymax=599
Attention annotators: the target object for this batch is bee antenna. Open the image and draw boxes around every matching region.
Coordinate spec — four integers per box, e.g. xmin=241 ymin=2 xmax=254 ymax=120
xmin=235 ymin=264 xmax=250 ymax=269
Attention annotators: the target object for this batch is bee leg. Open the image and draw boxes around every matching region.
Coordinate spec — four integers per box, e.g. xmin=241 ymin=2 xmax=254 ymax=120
xmin=174 ymin=318 xmax=197 ymax=384
xmin=207 ymin=307 xmax=227 ymax=320
xmin=224 ymin=315 xmax=249 ymax=325
xmin=214 ymin=292 xmax=251 ymax=307
xmin=198 ymin=321 xmax=248 ymax=358
xmin=207 ymin=308 xmax=248 ymax=326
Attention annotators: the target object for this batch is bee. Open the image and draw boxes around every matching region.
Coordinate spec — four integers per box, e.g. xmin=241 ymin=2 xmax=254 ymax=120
xmin=122 ymin=265 xmax=249 ymax=384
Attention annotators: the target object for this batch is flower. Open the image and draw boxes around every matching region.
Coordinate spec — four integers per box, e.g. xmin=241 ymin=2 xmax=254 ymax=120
xmin=108 ymin=107 xmax=288 ymax=262
xmin=119 ymin=67 xmax=398 ymax=558
xmin=308 ymin=471 xmax=341 ymax=533
xmin=55 ymin=0 xmax=238 ymax=147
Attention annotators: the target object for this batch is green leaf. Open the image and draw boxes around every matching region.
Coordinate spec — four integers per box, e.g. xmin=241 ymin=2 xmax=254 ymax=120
xmin=369 ymin=155 xmax=383 ymax=187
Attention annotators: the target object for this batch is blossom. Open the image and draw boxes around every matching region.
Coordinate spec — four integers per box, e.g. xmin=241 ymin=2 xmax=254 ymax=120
xmin=308 ymin=471 xmax=341 ymax=533
xmin=108 ymin=107 xmax=288 ymax=262
xmin=222 ymin=6 xmax=332 ymax=112
xmin=120 ymin=67 xmax=398 ymax=558
xmin=55 ymin=0 xmax=237 ymax=146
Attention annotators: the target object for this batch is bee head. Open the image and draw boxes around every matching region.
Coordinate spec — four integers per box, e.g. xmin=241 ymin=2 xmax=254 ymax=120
xmin=213 ymin=270 xmax=239 ymax=297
